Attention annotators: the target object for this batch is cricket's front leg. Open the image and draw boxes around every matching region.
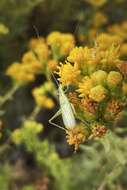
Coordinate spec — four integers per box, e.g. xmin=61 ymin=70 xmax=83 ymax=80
xmin=49 ymin=109 xmax=66 ymax=131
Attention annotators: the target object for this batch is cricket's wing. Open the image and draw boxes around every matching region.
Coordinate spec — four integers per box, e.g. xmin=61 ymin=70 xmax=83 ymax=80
xmin=59 ymin=86 xmax=76 ymax=129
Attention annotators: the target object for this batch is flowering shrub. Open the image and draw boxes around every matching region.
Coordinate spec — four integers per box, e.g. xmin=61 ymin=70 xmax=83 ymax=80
xmin=58 ymin=37 xmax=127 ymax=149
xmin=0 ymin=1 xmax=127 ymax=189
xmin=0 ymin=29 xmax=125 ymax=153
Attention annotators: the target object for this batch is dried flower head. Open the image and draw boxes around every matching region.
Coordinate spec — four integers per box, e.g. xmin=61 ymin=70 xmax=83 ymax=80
xmin=66 ymin=126 xmax=88 ymax=151
xmin=91 ymin=70 xmax=108 ymax=85
xmin=89 ymin=85 xmax=106 ymax=102
xmin=91 ymin=124 xmax=108 ymax=138
xmin=104 ymin=99 xmax=122 ymax=120
xmin=68 ymin=92 xmax=79 ymax=107
xmin=80 ymin=97 xmax=98 ymax=115
xmin=107 ymin=71 xmax=123 ymax=88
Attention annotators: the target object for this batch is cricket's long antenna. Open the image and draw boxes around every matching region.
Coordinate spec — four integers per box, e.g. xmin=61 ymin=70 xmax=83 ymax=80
xmin=33 ymin=25 xmax=40 ymax=39
xmin=51 ymin=71 xmax=60 ymax=87
xmin=74 ymin=21 xmax=80 ymax=36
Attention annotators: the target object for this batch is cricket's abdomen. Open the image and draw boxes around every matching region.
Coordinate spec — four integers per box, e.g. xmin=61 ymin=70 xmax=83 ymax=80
xmin=59 ymin=86 xmax=76 ymax=129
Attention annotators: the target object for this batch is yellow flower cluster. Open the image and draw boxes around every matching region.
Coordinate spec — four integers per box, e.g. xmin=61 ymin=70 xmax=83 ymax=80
xmin=78 ymin=81 xmax=106 ymax=103
xmin=6 ymin=62 xmax=35 ymax=83
xmin=108 ymin=21 xmax=127 ymax=41
xmin=66 ymin=35 xmax=123 ymax=75
xmin=78 ymin=77 xmax=93 ymax=97
xmin=34 ymin=43 xmax=49 ymax=63
xmin=107 ymin=21 xmax=127 ymax=57
xmin=67 ymin=47 xmax=87 ymax=65
xmin=85 ymin=0 xmax=107 ymax=7
xmin=93 ymin=12 xmax=108 ymax=28
xmin=32 ymin=85 xmax=54 ymax=109
xmin=78 ymin=70 xmax=123 ymax=103
xmin=29 ymin=37 xmax=45 ymax=49
xmin=47 ymin=31 xmax=75 ymax=57
xmin=12 ymin=120 xmax=43 ymax=145
xmin=57 ymin=62 xmax=81 ymax=86
xmin=6 ymin=51 xmax=42 ymax=83
xmin=6 ymin=32 xmax=75 ymax=84
xmin=57 ymin=33 xmax=127 ymax=141
xmin=5 ymin=30 xmax=127 ymax=149
xmin=96 ymin=33 xmax=122 ymax=50
xmin=29 ymin=38 xmax=50 ymax=65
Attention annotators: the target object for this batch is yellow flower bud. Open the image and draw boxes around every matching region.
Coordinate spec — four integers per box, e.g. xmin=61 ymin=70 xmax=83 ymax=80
xmin=89 ymin=85 xmax=106 ymax=102
xmin=91 ymin=70 xmax=108 ymax=85
xmin=47 ymin=31 xmax=61 ymax=46
xmin=107 ymin=71 xmax=123 ymax=87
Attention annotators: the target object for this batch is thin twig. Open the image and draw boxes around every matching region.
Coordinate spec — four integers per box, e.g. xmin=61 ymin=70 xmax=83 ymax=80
xmin=28 ymin=106 xmax=41 ymax=120
xmin=0 ymin=84 xmax=19 ymax=108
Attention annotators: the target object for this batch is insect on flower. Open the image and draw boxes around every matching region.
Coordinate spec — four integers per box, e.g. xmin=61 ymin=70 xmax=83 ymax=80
xmin=33 ymin=27 xmax=89 ymax=150
xmin=49 ymin=74 xmax=89 ymax=151
xmin=49 ymin=84 xmax=76 ymax=130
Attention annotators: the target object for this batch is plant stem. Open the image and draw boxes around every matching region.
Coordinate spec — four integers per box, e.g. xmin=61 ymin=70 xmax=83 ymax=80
xmin=0 ymin=84 xmax=19 ymax=108
xmin=29 ymin=106 xmax=41 ymax=120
